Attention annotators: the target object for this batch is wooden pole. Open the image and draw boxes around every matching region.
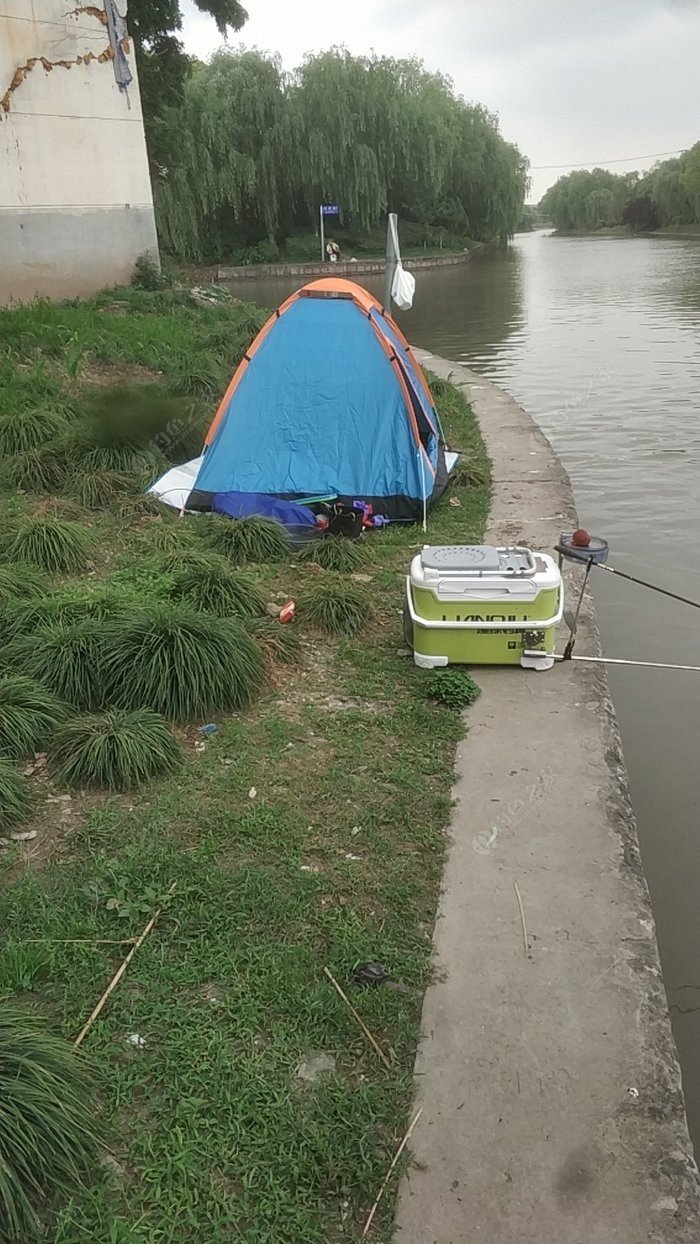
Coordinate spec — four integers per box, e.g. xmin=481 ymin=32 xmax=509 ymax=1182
xmin=73 ymin=883 xmax=176 ymax=1047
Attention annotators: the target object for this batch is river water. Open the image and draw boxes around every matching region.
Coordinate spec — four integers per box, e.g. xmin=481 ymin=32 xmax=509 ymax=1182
xmin=224 ymin=232 xmax=700 ymax=1144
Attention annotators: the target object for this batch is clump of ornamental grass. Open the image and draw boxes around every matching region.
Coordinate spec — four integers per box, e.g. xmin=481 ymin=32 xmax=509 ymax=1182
xmin=244 ymin=616 xmax=303 ymax=668
xmin=0 ymin=675 xmax=67 ymax=759
xmin=151 ymin=525 xmax=198 ymax=554
xmin=0 ymin=1006 xmax=99 ymax=1242
xmin=102 ymin=601 xmax=265 ymax=721
xmin=0 ymin=589 xmax=127 ymax=643
xmin=0 ymin=564 xmax=50 ymax=609
xmin=27 ymin=496 xmax=88 ymax=522
xmin=147 ymin=547 xmax=221 ymax=576
xmin=450 ymin=457 xmax=491 ymax=490
xmin=4 ymin=443 xmax=72 ymax=494
xmin=424 ymin=668 xmax=481 ymax=709
xmin=50 ymin=708 xmax=182 ymax=791
xmin=62 ymin=466 xmax=138 ymax=511
xmin=0 ymin=407 xmax=68 ymax=457
xmin=77 ymin=444 xmax=166 ymax=476
xmin=0 ymin=759 xmax=32 ymax=831
xmin=299 ymin=577 xmax=372 ymax=636
xmin=200 ymin=515 xmax=291 ymax=565
xmin=169 ymin=556 xmax=266 ymax=618
xmin=114 ymin=489 xmax=168 ymax=521
xmin=298 ymin=536 xmax=370 ymax=573
xmin=5 ymin=619 xmax=106 ymax=711
xmin=6 ymin=517 xmax=93 ymax=573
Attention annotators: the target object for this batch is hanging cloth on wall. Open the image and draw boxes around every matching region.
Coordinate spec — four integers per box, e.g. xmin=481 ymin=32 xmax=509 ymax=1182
xmin=104 ymin=1 xmax=133 ymax=95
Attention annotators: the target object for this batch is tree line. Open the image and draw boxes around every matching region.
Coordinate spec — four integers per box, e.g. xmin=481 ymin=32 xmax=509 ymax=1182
xmin=145 ymin=48 xmax=528 ymax=262
xmin=539 ymin=145 xmax=700 ymax=233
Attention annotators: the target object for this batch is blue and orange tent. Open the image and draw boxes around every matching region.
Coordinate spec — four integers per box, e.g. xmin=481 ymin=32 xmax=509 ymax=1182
xmin=186 ymin=278 xmax=448 ymax=523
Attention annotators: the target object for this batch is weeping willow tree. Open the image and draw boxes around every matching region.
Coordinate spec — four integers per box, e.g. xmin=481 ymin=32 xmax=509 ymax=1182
xmin=155 ymin=51 xmax=290 ymax=257
xmin=539 ymin=169 xmax=636 ymax=232
xmin=155 ymin=48 xmax=529 ymax=260
xmin=640 ymin=144 xmax=700 ymax=228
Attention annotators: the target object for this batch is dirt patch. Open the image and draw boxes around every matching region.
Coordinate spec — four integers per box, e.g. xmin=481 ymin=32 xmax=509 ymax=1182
xmin=80 ymin=360 xmax=164 ymax=388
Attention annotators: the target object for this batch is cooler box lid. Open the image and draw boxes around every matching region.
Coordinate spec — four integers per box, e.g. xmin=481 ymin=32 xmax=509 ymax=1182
xmin=420 ymin=545 xmax=536 ymax=577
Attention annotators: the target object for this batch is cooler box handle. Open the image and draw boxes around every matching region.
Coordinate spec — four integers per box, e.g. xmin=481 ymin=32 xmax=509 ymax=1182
xmin=434 ymin=580 xmax=539 ymax=601
xmin=406 ymin=579 xmax=563 ymax=631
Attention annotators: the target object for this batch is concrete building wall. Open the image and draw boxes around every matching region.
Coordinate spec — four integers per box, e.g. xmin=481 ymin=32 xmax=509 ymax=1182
xmin=0 ymin=0 xmax=158 ymax=303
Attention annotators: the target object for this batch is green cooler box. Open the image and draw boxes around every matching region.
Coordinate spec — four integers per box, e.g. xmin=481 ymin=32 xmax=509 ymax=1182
xmin=406 ymin=545 xmax=563 ymax=670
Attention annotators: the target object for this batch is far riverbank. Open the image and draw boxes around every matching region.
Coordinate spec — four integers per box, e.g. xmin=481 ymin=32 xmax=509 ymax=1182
xmin=216 ymin=242 xmax=486 ymax=283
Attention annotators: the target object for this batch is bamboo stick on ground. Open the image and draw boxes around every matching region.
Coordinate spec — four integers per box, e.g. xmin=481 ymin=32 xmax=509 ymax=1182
xmin=514 ymin=881 xmax=529 ymax=957
xmin=74 ymin=883 xmax=176 ymax=1047
xmin=362 ymin=1109 xmax=423 ymax=1236
xmin=323 ymin=966 xmax=391 ymax=1070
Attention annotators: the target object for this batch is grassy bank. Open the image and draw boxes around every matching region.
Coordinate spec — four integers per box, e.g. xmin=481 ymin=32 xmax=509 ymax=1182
xmin=0 ymin=286 xmax=490 ymax=1242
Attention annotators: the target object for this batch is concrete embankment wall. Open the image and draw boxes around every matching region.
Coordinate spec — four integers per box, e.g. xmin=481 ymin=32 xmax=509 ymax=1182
xmin=395 ymin=352 xmax=700 ymax=1243
xmin=216 ymin=244 xmax=484 ymax=283
xmin=0 ymin=2 xmax=158 ymax=304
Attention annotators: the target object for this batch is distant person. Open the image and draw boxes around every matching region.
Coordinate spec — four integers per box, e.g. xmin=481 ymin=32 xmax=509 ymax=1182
xmin=331 ymin=240 xmax=341 ymax=262
xmin=326 ymin=240 xmax=337 ymax=263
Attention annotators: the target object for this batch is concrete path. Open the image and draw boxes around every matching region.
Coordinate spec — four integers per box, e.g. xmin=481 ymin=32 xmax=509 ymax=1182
xmin=394 ymin=353 xmax=700 ymax=1244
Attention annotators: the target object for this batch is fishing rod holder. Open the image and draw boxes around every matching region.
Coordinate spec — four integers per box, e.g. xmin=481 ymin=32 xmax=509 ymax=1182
xmin=556 ymin=532 xmax=610 ymax=658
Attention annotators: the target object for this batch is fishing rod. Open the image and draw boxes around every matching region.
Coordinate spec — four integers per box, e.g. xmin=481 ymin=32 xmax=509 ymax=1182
xmin=524 ymin=651 xmax=700 ymax=674
xmin=556 ymin=533 xmax=700 ymax=610
xmin=593 ymin=561 xmax=700 ymax=611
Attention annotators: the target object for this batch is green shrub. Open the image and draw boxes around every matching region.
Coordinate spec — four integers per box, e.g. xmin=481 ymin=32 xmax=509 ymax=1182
xmin=245 ymin=616 xmax=302 ymax=667
xmin=0 ymin=408 xmax=68 ymax=457
xmin=200 ymin=515 xmax=290 ymax=565
xmin=299 ymin=578 xmax=372 ymax=636
xmin=298 ymin=536 xmax=369 ymax=572
xmin=131 ymin=252 xmax=166 ymax=291
xmin=0 ymin=759 xmax=31 ymax=831
xmin=103 ymin=602 xmax=265 ymax=721
xmin=0 ymin=564 xmax=50 ymax=609
xmin=169 ymin=557 xmax=266 ymax=618
xmin=6 ymin=620 xmax=106 ymax=710
xmin=6 ymin=518 xmax=93 ymax=573
xmin=424 ymin=668 xmax=481 ymax=709
xmin=0 ymin=675 xmax=67 ymax=758
xmin=0 ymin=1007 xmax=98 ymax=1241
xmin=51 ymin=708 xmax=182 ymax=790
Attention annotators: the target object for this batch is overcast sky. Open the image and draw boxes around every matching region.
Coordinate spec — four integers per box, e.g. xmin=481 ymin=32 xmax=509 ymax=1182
xmin=180 ymin=0 xmax=700 ymax=202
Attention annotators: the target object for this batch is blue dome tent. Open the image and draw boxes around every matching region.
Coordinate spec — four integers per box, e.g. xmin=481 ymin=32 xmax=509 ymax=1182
xmin=186 ymin=278 xmax=448 ymax=524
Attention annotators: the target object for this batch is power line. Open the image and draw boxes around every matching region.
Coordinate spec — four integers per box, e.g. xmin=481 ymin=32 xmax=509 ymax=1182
xmin=531 ymin=149 xmax=684 ymax=170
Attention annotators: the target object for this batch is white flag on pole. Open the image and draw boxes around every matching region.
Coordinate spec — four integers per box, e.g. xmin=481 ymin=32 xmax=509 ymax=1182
xmin=387 ymin=214 xmax=416 ymax=310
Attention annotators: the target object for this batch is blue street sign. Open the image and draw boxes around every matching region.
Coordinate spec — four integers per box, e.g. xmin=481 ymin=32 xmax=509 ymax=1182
xmin=321 ymin=204 xmax=340 ymax=216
